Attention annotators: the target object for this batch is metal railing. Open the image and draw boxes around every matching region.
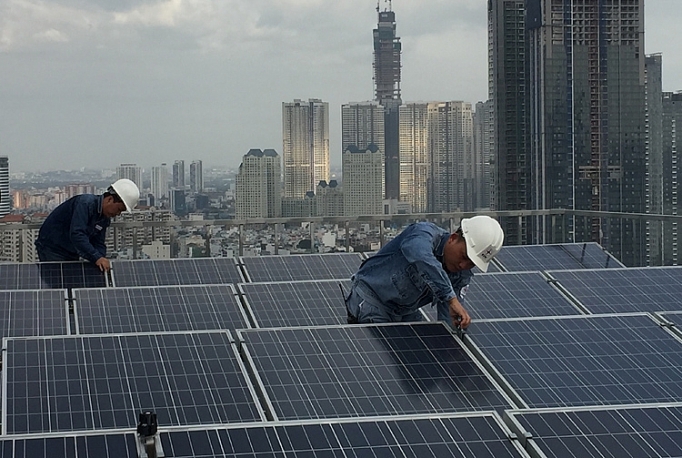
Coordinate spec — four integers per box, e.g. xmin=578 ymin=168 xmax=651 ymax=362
xmin=4 ymin=209 xmax=682 ymax=265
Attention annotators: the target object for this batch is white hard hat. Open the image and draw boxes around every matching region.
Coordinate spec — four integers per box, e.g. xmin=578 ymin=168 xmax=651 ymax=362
xmin=110 ymin=178 xmax=140 ymax=212
xmin=461 ymin=215 xmax=504 ymax=272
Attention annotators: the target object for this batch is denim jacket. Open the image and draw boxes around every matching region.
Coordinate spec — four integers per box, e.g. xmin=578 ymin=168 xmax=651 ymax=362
xmin=35 ymin=194 xmax=110 ymax=263
xmin=352 ymin=222 xmax=473 ymax=321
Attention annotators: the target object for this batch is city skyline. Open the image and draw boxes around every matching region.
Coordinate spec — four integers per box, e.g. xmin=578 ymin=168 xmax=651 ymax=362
xmin=2 ymin=0 xmax=681 ymax=173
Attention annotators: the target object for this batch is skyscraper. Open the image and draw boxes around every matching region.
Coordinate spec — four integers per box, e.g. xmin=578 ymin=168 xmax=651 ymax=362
xmin=473 ymin=100 xmax=494 ymax=210
xmin=189 ymin=160 xmax=203 ymax=193
xmin=343 ymin=145 xmax=383 ymax=216
xmin=491 ymin=0 xmax=647 ymax=265
xmin=399 ymin=103 xmax=430 ymax=212
xmin=0 ymin=156 xmax=9 ymax=217
xmin=373 ymin=3 xmax=402 ymax=200
xmin=341 ymin=102 xmax=385 ymax=155
xmin=426 ymin=102 xmax=475 ymax=213
xmin=660 ymin=92 xmax=682 ymax=265
xmin=235 ymin=149 xmax=282 ymax=219
xmin=151 ymin=163 xmax=169 ymax=201
xmin=645 ymin=54 xmax=664 ymax=265
xmin=282 ymin=99 xmax=330 ymax=199
xmin=172 ymin=160 xmax=185 ymax=189
xmin=116 ymin=163 xmax=142 ymax=190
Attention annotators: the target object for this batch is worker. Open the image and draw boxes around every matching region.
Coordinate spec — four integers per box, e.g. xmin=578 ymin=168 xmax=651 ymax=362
xmin=345 ymin=215 xmax=504 ymax=329
xmin=35 ymin=178 xmax=140 ymax=271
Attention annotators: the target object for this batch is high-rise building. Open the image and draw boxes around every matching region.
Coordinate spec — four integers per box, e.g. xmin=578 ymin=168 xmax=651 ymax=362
xmin=65 ymin=184 xmax=96 ymax=198
xmin=172 ymin=160 xmax=185 ymax=189
xmin=343 ymin=145 xmax=383 ymax=216
xmin=399 ymin=103 xmax=430 ymax=212
xmin=151 ymin=164 xmax=169 ymax=202
xmin=491 ymin=0 xmax=647 ymax=265
xmin=106 ymin=209 xmax=173 ymax=259
xmin=427 ymin=102 xmax=475 ymax=213
xmin=316 ymin=180 xmax=343 ymax=217
xmin=473 ymin=100 xmax=494 ymax=210
xmin=489 ymin=0 xmax=528 ymax=241
xmin=0 ymin=156 xmax=9 ymax=217
xmin=645 ymin=54 xmax=664 ymax=265
xmin=342 ymin=102 xmax=385 ymax=154
xmin=116 ymin=163 xmax=142 ymax=190
xmin=235 ymin=149 xmax=282 ymax=219
xmin=189 ymin=160 xmax=203 ymax=193
xmin=373 ymin=5 xmax=402 ymax=200
xmin=660 ymin=92 xmax=682 ymax=265
xmin=282 ymin=99 xmax=330 ymax=198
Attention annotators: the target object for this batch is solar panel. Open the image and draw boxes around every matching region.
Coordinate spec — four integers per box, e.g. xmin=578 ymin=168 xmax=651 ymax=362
xmin=549 ymin=267 xmax=682 ymax=314
xmin=3 ymin=331 xmax=263 ymax=434
xmin=239 ymin=280 xmax=351 ymax=327
xmin=241 ymin=253 xmax=363 ymax=282
xmin=506 ymin=405 xmax=682 ymax=458
xmin=423 ymin=272 xmax=584 ymax=322
xmin=159 ymin=413 xmax=527 ymax=458
xmin=111 ymin=258 xmax=243 ymax=287
xmin=238 ymin=322 xmax=513 ymax=420
xmin=74 ymin=285 xmax=250 ymax=334
xmin=494 ymin=243 xmax=623 ymax=272
xmin=0 ymin=433 xmax=137 ymax=457
xmin=466 ymin=314 xmax=682 ymax=408
xmin=0 ymin=290 xmax=69 ymax=338
xmin=0 ymin=262 xmax=106 ymax=290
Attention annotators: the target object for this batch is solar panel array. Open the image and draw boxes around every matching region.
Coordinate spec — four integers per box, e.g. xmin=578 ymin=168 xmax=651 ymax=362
xmin=3 ymin=242 xmax=682 ymax=456
xmin=110 ymin=258 xmax=243 ymax=287
xmin=0 ymin=262 xmax=106 ymax=290
xmin=73 ymin=284 xmax=249 ymax=334
xmin=241 ymin=253 xmax=363 ymax=282
xmin=494 ymin=242 xmax=623 ymax=272
xmin=239 ymin=280 xmax=351 ymax=327
xmin=548 ymin=266 xmax=682 ymax=314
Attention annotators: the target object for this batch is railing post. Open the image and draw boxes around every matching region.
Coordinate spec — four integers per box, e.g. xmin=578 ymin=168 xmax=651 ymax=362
xmin=517 ymin=215 xmax=523 ymax=245
xmin=345 ymin=220 xmax=350 ymax=252
xmin=309 ymin=221 xmax=315 ymax=253
xmin=238 ymin=224 xmax=244 ymax=257
xmin=380 ymin=221 xmax=385 ymax=248
xmin=274 ymin=223 xmax=279 ymax=255
xmin=133 ymin=227 xmax=138 ymax=259
xmin=551 ymin=215 xmax=556 ymax=244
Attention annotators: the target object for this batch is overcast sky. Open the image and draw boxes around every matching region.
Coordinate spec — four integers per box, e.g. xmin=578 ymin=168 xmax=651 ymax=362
xmin=2 ymin=0 xmax=681 ymax=173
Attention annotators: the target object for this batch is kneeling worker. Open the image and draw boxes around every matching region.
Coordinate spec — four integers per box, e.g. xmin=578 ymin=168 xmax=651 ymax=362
xmin=35 ymin=178 xmax=140 ymax=271
xmin=346 ymin=216 xmax=504 ymax=329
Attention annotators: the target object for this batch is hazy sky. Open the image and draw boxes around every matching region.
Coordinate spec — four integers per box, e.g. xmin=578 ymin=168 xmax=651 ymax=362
xmin=2 ymin=0 xmax=681 ymax=173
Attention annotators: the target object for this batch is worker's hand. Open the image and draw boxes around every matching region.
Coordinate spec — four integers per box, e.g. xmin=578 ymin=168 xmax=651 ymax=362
xmin=95 ymin=257 xmax=111 ymax=272
xmin=449 ymin=297 xmax=471 ymax=329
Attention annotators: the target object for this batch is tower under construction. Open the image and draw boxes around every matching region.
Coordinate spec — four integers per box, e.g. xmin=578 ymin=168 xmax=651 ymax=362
xmin=373 ymin=0 xmax=402 ymax=200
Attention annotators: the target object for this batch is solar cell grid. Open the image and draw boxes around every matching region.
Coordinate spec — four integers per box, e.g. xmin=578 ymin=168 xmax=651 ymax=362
xmin=467 ymin=314 xmax=682 ymax=408
xmin=0 ymin=263 xmax=106 ymax=290
xmin=159 ymin=414 xmax=528 ymax=457
xmin=74 ymin=285 xmax=249 ymax=334
xmin=239 ymin=322 xmax=513 ymax=421
xmin=111 ymin=258 xmax=243 ymax=287
xmin=507 ymin=405 xmax=682 ymax=458
xmin=424 ymin=272 xmax=583 ymax=322
xmin=0 ymin=290 xmax=69 ymax=338
xmin=241 ymin=253 xmax=363 ymax=282
xmin=3 ymin=331 xmax=263 ymax=434
xmin=494 ymin=243 xmax=620 ymax=272
xmin=240 ymin=280 xmax=351 ymax=327
xmin=0 ymin=433 xmax=137 ymax=458
xmin=549 ymin=267 xmax=682 ymax=314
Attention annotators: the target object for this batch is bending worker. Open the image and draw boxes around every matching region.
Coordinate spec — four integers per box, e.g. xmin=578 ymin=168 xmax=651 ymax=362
xmin=346 ymin=216 xmax=504 ymax=329
xmin=35 ymin=178 xmax=140 ymax=271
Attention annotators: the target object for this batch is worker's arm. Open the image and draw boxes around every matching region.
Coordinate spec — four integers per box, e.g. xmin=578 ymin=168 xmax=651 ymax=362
xmin=69 ymin=201 xmax=105 ymax=264
xmin=400 ymin=226 xmax=458 ymax=305
xmin=436 ymin=284 xmax=472 ymax=328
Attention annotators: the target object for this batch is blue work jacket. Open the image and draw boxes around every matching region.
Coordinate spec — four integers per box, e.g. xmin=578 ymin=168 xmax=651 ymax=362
xmin=352 ymin=222 xmax=473 ymax=321
xmin=35 ymin=194 xmax=110 ymax=263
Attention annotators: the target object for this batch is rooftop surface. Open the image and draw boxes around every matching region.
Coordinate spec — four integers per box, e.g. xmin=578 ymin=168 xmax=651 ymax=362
xmin=0 ymin=243 xmax=681 ymax=457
